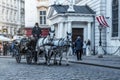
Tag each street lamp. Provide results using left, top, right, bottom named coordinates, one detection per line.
left=99, top=25, right=102, bottom=46
left=98, top=24, right=104, bottom=58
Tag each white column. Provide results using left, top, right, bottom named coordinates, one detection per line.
left=87, top=22, right=91, bottom=40
left=8, top=26, right=10, bottom=34
left=83, top=27, right=87, bottom=41
left=58, top=22, right=63, bottom=38
left=67, top=21, right=72, bottom=33
left=64, top=22, right=68, bottom=38
left=86, top=22, right=91, bottom=56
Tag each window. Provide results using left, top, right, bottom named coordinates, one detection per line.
left=39, top=11, right=46, bottom=25
left=112, top=0, right=119, bottom=37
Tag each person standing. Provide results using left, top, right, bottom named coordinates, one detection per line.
left=75, top=36, right=83, bottom=60
left=86, top=39, right=91, bottom=56
left=72, top=42, right=75, bottom=55
left=0, top=43, right=2, bottom=55
left=3, top=42, right=7, bottom=56
left=83, top=41, right=86, bottom=55
left=32, top=22, right=42, bottom=40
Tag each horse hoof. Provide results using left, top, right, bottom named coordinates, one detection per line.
left=47, top=63, right=50, bottom=66
left=66, top=64, right=69, bottom=66
left=59, top=63, right=61, bottom=65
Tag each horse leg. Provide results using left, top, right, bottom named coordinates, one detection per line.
left=44, top=49, right=50, bottom=65
left=47, top=56, right=50, bottom=66
left=33, top=51, right=38, bottom=63
left=47, top=49, right=53, bottom=66
left=66, top=47, right=71, bottom=66
left=66, top=51, right=69, bottom=66
left=54, top=51, right=57, bottom=65
left=44, top=53, right=47, bottom=64
left=36, top=50, right=40, bottom=64
left=59, top=52, right=63, bottom=65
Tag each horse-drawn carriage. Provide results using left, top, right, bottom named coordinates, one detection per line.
left=13, top=29, right=55, bottom=64
left=13, top=29, right=72, bottom=66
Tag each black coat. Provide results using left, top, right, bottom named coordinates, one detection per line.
left=75, top=38, right=83, bottom=50
left=32, top=26, right=41, bottom=38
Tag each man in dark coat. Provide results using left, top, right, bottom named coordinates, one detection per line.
left=32, top=22, right=42, bottom=40
left=75, top=36, right=83, bottom=60
left=3, top=42, right=7, bottom=56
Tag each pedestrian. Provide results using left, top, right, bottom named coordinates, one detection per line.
left=3, top=42, right=7, bottom=56
left=11, top=40, right=16, bottom=57
left=32, top=22, right=42, bottom=41
left=0, top=42, right=2, bottom=55
left=7, top=42, right=11, bottom=55
left=75, top=36, right=83, bottom=60
left=72, top=42, right=75, bottom=55
left=83, top=41, right=86, bottom=55
left=86, top=39, right=91, bottom=56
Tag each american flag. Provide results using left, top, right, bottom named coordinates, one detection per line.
left=96, top=15, right=109, bottom=27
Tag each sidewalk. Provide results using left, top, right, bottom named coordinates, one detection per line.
left=68, top=55, right=120, bottom=69
left=0, top=55, right=12, bottom=58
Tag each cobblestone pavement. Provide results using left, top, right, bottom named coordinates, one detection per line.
left=0, top=58, right=120, bottom=80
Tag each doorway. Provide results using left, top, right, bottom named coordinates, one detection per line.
left=72, top=28, right=83, bottom=42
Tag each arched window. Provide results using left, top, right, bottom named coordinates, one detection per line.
left=112, top=0, right=119, bottom=37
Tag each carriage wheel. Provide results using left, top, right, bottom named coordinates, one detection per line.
left=16, top=54, right=21, bottom=63
left=26, top=50, right=32, bottom=64
left=14, top=49, right=21, bottom=63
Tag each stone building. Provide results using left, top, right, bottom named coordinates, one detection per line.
left=0, top=0, right=25, bottom=37
left=48, top=0, right=120, bottom=56
left=77, top=0, right=120, bottom=56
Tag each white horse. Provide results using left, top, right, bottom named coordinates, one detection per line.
left=48, top=32, right=72, bottom=65
left=35, top=29, right=55, bottom=65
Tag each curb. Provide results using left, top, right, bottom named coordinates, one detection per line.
left=69, top=60, right=120, bottom=70
left=0, top=56, right=12, bottom=58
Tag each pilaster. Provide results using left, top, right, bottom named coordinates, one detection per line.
left=58, top=22, right=63, bottom=38
left=67, top=21, right=72, bottom=33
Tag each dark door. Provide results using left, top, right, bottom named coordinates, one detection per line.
left=72, top=28, right=83, bottom=42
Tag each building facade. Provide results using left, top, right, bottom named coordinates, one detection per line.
left=77, top=0, right=120, bottom=56
left=25, top=0, right=50, bottom=37
left=48, top=0, right=120, bottom=56
left=0, top=0, right=25, bottom=37
left=48, top=4, right=95, bottom=56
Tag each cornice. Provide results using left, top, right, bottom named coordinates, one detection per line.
left=49, top=13, right=95, bottom=20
